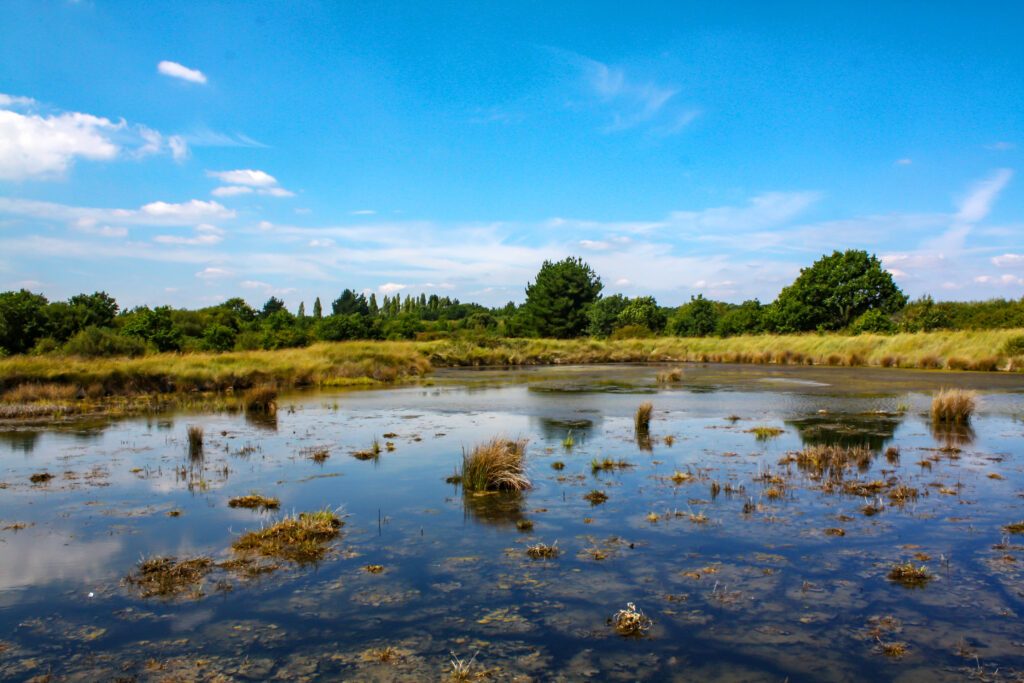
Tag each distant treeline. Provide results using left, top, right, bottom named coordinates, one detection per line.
left=1, top=250, right=1023, bottom=358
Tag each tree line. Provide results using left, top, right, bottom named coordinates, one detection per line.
left=1, top=249, right=1022, bottom=357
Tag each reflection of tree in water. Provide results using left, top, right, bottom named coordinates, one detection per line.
left=533, top=416, right=599, bottom=446
left=0, top=430, right=40, bottom=454
left=787, top=412, right=905, bottom=452
left=462, top=490, right=526, bottom=527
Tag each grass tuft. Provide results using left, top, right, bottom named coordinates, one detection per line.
left=123, top=556, right=214, bottom=599
left=228, top=493, right=280, bottom=511
left=610, top=602, right=652, bottom=636
left=526, top=541, right=559, bottom=559
left=656, top=367, right=684, bottom=384
left=930, top=388, right=976, bottom=423
left=887, top=561, right=932, bottom=587
left=459, top=437, right=530, bottom=492
left=242, top=385, right=278, bottom=414
left=634, top=401, right=653, bottom=434
left=232, top=508, right=343, bottom=564
left=186, top=424, right=204, bottom=459
left=747, top=425, right=784, bottom=440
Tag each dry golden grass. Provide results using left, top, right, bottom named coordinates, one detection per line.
left=887, top=562, right=932, bottom=587
left=459, top=437, right=530, bottom=492
left=232, top=508, right=343, bottom=563
left=795, top=444, right=873, bottom=479
left=123, top=556, right=214, bottom=598
left=242, top=385, right=277, bottom=414
left=656, top=367, right=684, bottom=383
left=610, top=602, right=652, bottom=636
left=747, top=425, right=784, bottom=440
left=591, top=457, right=632, bottom=473
left=227, top=493, right=280, bottom=511
left=930, top=388, right=977, bottom=423
left=525, top=541, right=559, bottom=559
left=634, top=402, right=653, bottom=434
left=186, top=424, right=204, bottom=459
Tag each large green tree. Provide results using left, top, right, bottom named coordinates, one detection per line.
left=520, top=257, right=603, bottom=338
left=770, top=250, right=907, bottom=332
left=0, top=290, right=49, bottom=354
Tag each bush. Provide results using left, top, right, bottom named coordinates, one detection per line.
left=850, top=309, right=896, bottom=334
left=609, top=324, right=655, bottom=340
left=1003, top=335, right=1024, bottom=357
left=64, top=327, right=147, bottom=357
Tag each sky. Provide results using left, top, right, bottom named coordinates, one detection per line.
left=0, top=1, right=1022, bottom=311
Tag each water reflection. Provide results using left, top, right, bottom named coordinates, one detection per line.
left=930, top=421, right=976, bottom=447
left=533, top=416, right=599, bottom=445
left=462, top=490, right=526, bottom=527
left=787, top=412, right=903, bottom=451
left=0, top=430, right=40, bottom=453
left=244, top=411, right=278, bottom=431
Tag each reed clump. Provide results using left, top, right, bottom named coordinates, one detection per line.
left=656, top=367, right=684, bottom=384
left=186, top=425, right=204, bottom=459
left=634, top=402, right=653, bottom=434
left=795, top=444, right=873, bottom=479
left=747, top=425, right=784, bottom=440
left=231, top=508, right=343, bottom=563
left=242, top=385, right=278, bottom=414
left=930, top=388, right=976, bottom=424
left=887, top=562, right=932, bottom=587
left=584, top=490, right=609, bottom=505
left=591, top=457, right=632, bottom=473
left=228, top=494, right=280, bottom=511
left=123, top=556, right=214, bottom=598
left=459, top=438, right=530, bottom=492
left=526, top=541, right=559, bottom=559
left=610, top=602, right=652, bottom=636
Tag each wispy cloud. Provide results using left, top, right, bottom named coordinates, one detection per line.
left=0, top=197, right=234, bottom=227
left=157, top=60, right=207, bottom=85
left=954, top=168, right=1012, bottom=224
left=207, top=169, right=295, bottom=198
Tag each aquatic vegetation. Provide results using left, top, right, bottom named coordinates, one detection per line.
left=887, top=562, right=932, bottom=587
left=526, top=541, right=559, bottom=559
left=352, top=439, right=383, bottom=460
left=663, top=435, right=675, bottom=446
left=363, top=564, right=384, bottom=573
left=242, top=385, right=278, bottom=414
left=610, top=602, right=652, bottom=636
left=123, top=556, right=214, bottom=599
left=301, top=446, right=330, bottom=463
left=186, top=424, right=204, bottom=459
left=884, top=446, right=900, bottom=463
left=231, top=508, right=344, bottom=564
left=29, top=472, right=53, bottom=484
left=584, top=490, right=609, bottom=505
left=227, top=494, right=280, bottom=511
left=1003, top=521, right=1024, bottom=534
left=634, top=401, right=653, bottom=434
left=550, top=460, right=565, bottom=471
left=448, top=650, right=480, bottom=681
left=515, top=519, right=534, bottom=532
left=930, top=388, right=977, bottom=423
left=796, top=444, right=873, bottom=479
left=824, top=527, right=846, bottom=536
left=877, top=641, right=908, bottom=658
left=656, top=367, right=684, bottom=384
left=669, top=470, right=693, bottom=484
left=590, top=457, right=632, bottom=473
left=747, top=425, right=784, bottom=440
left=562, top=430, right=574, bottom=449
left=459, top=437, right=530, bottom=492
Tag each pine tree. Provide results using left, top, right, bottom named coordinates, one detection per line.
left=313, top=297, right=322, bottom=319
left=298, top=301, right=306, bottom=318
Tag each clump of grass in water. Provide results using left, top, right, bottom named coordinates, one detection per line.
left=1003, top=521, right=1024, bottom=534
left=562, top=430, right=574, bottom=450
left=591, top=457, right=632, bottom=473
left=887, top=561, right=932, bottom=587
left=930, top=388, right=977, bottom=424
left=656, top=367, right=684, bottom=384
left=123, top=556, right=214, bottom=599
left=584, top=490, right=609, bottom=505
left=29, top=472, right=54, bottom=484
left=526, top=541, right=559, bottom=559
left=187, top=424, right=204, bottom=459
left=302, top=446, right=330, bottom=463
left=232, top=508, right=343, bottom=564
left=228, top=493, right=280, bottom=511
left=459, top=437, right=530, bottom=492
left=609, top=602, right=652, bottom=636
left=550, top=461, right=565, bottom=471
left=796, top=444, right=873, bottom=479
left=352, top=439, right=383, bottom=460
left=243, top=385, right=278, bottom=414
left=747, top=425, right=784, bottom=440
left=634, top=401, right=652, bottom=435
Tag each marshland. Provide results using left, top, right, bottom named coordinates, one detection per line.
left=1, top=362, right=1023, bottom=681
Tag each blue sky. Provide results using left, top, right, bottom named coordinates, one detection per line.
left=1, top=1, right=1022, bottom=310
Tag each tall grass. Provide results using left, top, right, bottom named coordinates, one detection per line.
left=634, top=402, right=653, bottom=435
left=930, top=388, right=977, bottom=423
left=460, top=438, right=530, bottom=492
left=186, top=425, right=204, bottom=459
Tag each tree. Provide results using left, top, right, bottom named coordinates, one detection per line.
left=121, top=306, right=181, bottom=351
left=669, top=295, right=719, bottom=337
left=519, top=257, right=603, bottom=338
left=616, top=296, right=666, bottom=333
left=312, top=297, right=323, bottom=319
left=68, top=291, right=118, bottom=328
left=770, top=250, right=906, bottom=332
left=297, top=301, right=306, bottom=319
left=715, top=299, right=765, bottom=337
left=332, top=289, right=369, bottom=316
left=587, top=294, right=628, bottom=337
left=261, top=297, right=286, bottom=318
left=0, top=290, right=50, bottom=354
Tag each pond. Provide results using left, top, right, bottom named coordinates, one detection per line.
left=1, top=363, right=1023, bottom=681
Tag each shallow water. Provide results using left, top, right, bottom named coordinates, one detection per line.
left=2, top=363, right=1024, bottom=681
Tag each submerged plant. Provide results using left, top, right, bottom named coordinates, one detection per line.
left=562, top=430, right=575, bottom=449
left=459, top=437, right=530, bottom=492
left=242, top=385, right=278, bottom=414
left=930, top=388, right=977, bottom=424
left=610, top=602, right=652, bottom=636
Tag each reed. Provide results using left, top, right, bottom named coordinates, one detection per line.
left=459, top=438, right=530, bottom=492
left=634, top=402, right=653, bottom=435
left=930, top=388, right=976, bottom=423
left=186, top=425, right=204, bottom=459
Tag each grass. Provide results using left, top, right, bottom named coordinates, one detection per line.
left=747, top=425, right=784, bottom=440
left=584, top=489, right=609, bottom=505
left=887, top=562, right=932, bottom=587
left=227, top=493, right=280, bottom=511
left=656, top=367, right=684, bottom=384
left=562, top=430, right=575, bottom=449
left=301, top=446, right=330, bottom=463
left=231, top=508, right=343, bottom=563
left=242, top=385, right=277, bottom=414
left=186, top=424, right=204, bottom=459
left=459, top=437, right=530, bottom=492
left=29, top=472, right=54, bottom=483
left=352, top=438, right=383, bottom=460
left=123, top=556, right=214, bottom=598
left=610, top=602, right=652, bottom=636
left=525, top=541, right=559, bottom=559
left=591, top=457, right=632, bottom=473
left=1003, top=521, right=1024, bottom=534
left=634, top=401, right=653, bottom=434
left=930, top=388, right=977, bottom=423
left=795, top=444, right=873, bottom=479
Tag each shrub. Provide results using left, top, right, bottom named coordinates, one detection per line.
left=1003, top=335, right=1024, bottom=357
left=64, top=326, right=147, bottom=357
left=850, top=309, right=896, bottom=334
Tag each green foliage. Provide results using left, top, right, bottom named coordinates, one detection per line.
left=1003, top=335, right=1024, bottom=356
left=616, top=296, right=666, bottom=333
left=120, top=306, right=182, bottom=352
left=202, top=324, right=237, bottom=352
left=520, top=257, right=603, bottom=338
left=316, top=314, right=370, bottom=341
left=332, top=289, right=370, bottom=316
left=770, top=250, right=906, bottom=332
left=609, top=324, right=655, bottom=340
left=312, top=297, right=323, bottom=319
left=0, top=289, right=51, bottom=354
left=669, top=295, right=719, bottom=337
left=715, top=299, right=764, bottom=337
left=64, top=326, right=147, bottom=357
left=850, top=309, right=896, bottom=334
left=587, top=294, right=629, bottom=337
left=380, top=313, right=424, bottom=340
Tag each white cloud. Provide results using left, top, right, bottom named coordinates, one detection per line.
left=350, top=209, right=376, bottom=216
left=0, top=109, right=120, bottom=180
left=211, top=185, right=254, bottom=197
left=168, top=135, right=189, bottom=161
left=894, top=158, right=912, bottom=166
left=955, top=168, right=1012, bottom=224
left=669, top=191, right=822, bottom=233
left=309, top=239, right=334, bottom=247
left=157, top=60, right=207, bottom=84
left=0, top=94, right=35, bottom=109
left=154, top=224, right=224, bottom=246
left=378, top=283, right=408, bottom=294
left=579, top=239, right=611, bottom=250
left=141, top=199, right=234, bottom=221
left=195, top=267, right=231, bottom=280
left=615, top=278, right=631, bottom=286
left=261, top=186, right=295, bottom=198
left=985, top=141, right=1015, bottom=151
left=992, top=253, right=1024, bottom=268
left=71, top=218, right=127, bottom=238
left=207, top=169, right=278, bottom=187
